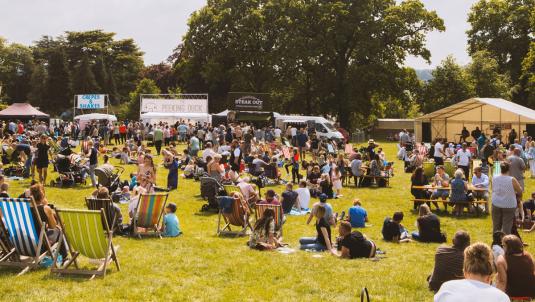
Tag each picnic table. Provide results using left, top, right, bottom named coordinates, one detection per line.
left=411, top=185, right=489, bottom=216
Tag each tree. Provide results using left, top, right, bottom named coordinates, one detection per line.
left=93, top=55, right=108, bottom=92
left=141, top=63, right=176, bottom=93
left=467, top=0, right=535, bottom=104
left=72, top=55, right=99, bottom=94
left=126, top=78, right=161, bottom=119
left=422, top=56, right=474, bottom=112
left=0, top=39, right=35, bottom=103
left=465, top=50, right=510, bottom=99
left=45, top=48, right=72, bottom=114
left=27, top=62, right=47, bottom=107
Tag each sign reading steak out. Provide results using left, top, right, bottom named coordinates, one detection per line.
left=235, top=96, right=263, bottom=110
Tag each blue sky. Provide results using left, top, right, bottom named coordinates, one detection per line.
left=0, top=0, right=476, bottom=69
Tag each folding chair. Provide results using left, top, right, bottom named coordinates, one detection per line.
left=255, top=204, right=284, bottom=236
left=224, top=185, right=242, bottom=196
left=51, top=208, right=120, bottom=279
left=85, top=197, right=117, bottom=232
left=133, top=193, right=169, bottom=239
left=0, top=198, right=57, bottom=275
left=217, top=196, right=252, bottom=237
left=493, top=160, right=502, bottom=177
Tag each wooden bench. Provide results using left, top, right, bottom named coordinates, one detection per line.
left=412, top=199, right=489, bottom=216
left=359, top=175, right=391, bottom=188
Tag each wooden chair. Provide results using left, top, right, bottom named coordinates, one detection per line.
left=255, top=204, right=284, bottom=236
left=133, top=193, right=169, bottom=239
left=51, top=208, right=120, bottom=279
left=217, top=196, right=252, bottom=237
left=0, top=197, right=58, bottom=275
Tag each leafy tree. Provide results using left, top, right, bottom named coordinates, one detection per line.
left=0, top=39, right=34, bottom=103
left=141, top=63, right=176, bottom=93
left=465, top=50, right=510, bottom=99
left=45, top=48, right=72, bottom=114
left=93, top=55, right=108, bottom=92
left=422, top=56, right=474, bottom=112
left=467, top=0, right=535, bottom=104
left=127, top=78, right=161, bottom=119
left=27, top=62, right=47, bottom=107
left=72, top=55, right=99, bottom=94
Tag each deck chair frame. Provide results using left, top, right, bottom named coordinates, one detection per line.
left=0, top=197, right=57, bottom=275
left=51, top=208, right=120, bottom=279
left=133, top=193, right=169, bottom=239
left=255, top=204, right=284, bottom=236
left=217, top=196, right=252, bottom=237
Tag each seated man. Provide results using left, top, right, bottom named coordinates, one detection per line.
left=348, top=199, right=368, bottom=228
left=236, top=177, right=258, bottom=206
left=382, top=212, right=410, bottom=243
left=471, top=166, right=490, bottom=212
left=523, top=192, right=535, bottom=220
left=428, top=230, right=471, bottom=292
left=334, top=221, right=376, bottom=259
left=307, top=193, right=335, bottom=226
left=280, top=183, right=299, bottom=214
left=257, top=189, right=281, bottom=206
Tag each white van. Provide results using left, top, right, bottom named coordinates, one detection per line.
left=273, top=114, right=344, bottom=142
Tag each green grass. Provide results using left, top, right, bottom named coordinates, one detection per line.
left=0, top=142, right=533, bottom=302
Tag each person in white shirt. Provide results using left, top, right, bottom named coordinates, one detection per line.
left=456, top=143, right=472, bottom=180
left=434, top=242, right=510, bottom=302
left=444, top=143, right=456, bottom=158
left=237, top=177, right=258, bottom=204
left=295, top=180, right=311, bottom=211
left=201, top=142, right=216, bottom=162
left=434, top=139, right=445, bottom=166
left=274, top=127, right=282, bottom=141
left=472, top=167, right=490, bottom=212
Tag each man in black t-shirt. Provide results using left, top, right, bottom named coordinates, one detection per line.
left=280, top=183, right=299, bottom=214
left=381, top=212, right=410, bottom=243
left=335, top=221, right=375, bottom=259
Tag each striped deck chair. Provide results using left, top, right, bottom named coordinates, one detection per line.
left=224, top=185, right=242, bottom=196
left=85, top=198, right=118, bottom=233
left=51, top=209, right=120, bottom=279
left=133, top=193, right=169, bottom=239
left=0, top=198, right=57, bottom=275
left=255, top=204, right=283, bottom=236
left=217, top=196, right=252, bottom=237
left=493, top=161, right=502, bottom=177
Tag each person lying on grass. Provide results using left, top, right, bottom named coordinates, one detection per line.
left=299, top=206, right=335, bottom=254
left=428, top=230, right=471, bottom=292
left=381, top=211, right=411, bottom=243
left=332, top=221, right=376, bottom=259
left=248, top=208, right=282, bottom=251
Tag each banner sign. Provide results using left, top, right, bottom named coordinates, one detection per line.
left=141, top=98, right=208, bottom=114
left=77, top=94, right=106, bottom=109
left=234, top=96, right=263, bottom=111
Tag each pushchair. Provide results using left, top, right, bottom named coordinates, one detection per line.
left=50, top=154, right=87, bottom=187
left=200, top=176, right=224, bottom=212
left=95, top=165, right=125, bottom=193
left=2, top=148, right=27, bottom=178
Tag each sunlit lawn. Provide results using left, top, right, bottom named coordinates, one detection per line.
left=0, top=141, right=533, bottom=302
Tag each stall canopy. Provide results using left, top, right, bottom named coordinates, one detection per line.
left=0, top=103, right=49, bottom=121
left=140, top=112, right=211, bottom=124
left=74, top=113, right=117, bottom=122
left=414, top=98, right=535, bottom=142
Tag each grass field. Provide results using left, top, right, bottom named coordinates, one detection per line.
left=0, top=142, right=533, bottom=302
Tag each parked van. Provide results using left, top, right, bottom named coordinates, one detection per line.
left=273, top=114, right=345, bottom=143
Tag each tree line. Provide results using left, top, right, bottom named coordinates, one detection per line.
left=1, top=0, right=535, bottom=128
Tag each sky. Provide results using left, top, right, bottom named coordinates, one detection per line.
left=0, top=0, right=477, bottom=69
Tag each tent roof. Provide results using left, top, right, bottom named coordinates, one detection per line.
left=0, top=103, right=49, bottom=118
left=74, top=113, right=117, bottom=121
left=415, top=98, right=535, bottom=121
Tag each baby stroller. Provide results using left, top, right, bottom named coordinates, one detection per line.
left=50, top=154, right=87, bottom=187
left=95, top=165, right=125, bottom=193
left=200, top=176, right=224, bottom=212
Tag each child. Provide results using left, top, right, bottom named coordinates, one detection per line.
left=0, top=183, right=9, bottom=198
left=118, top=186, right=131, bottom=204
left=162, top=203, right=181, bottom=237
left=129, top=173, right=137, bottom=190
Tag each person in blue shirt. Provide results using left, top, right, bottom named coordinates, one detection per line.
left=162, top=203, right=182, bottom=237
left=348, top=199, right=368, bottom=228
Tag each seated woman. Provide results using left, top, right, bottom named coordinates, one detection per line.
left=92, top=186, right=123, bottom=231
left=450, top=169, right=468, bottom=216
left=411, top=167, right=430, bottom=210
left=430, top=166, right=450, bottom=212
left=30, top=183, right=67, bottom=259
left=319, top=173, right=334, bottom=198
left=248, top=208, right=281, bottom=250
left=207, top=154, right=224, bottom=182
left=369, top=154, right=383, bottom=177
left=496, top=235, right=535, bottom=298
left=299, top=206, right=334, bottom=253
left=412, top=204, right=445, bottom=243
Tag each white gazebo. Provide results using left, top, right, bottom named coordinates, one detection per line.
left=414, top=98, right=535, bottom=142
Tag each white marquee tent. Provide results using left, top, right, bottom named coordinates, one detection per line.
left=140, top=112, right=211, bottom=125
left=414, top=98, right=535, bottom=142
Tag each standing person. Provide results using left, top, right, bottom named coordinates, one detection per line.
left=527, top=141, right=535, bottom=178
left=350, top=153, right=364, bottom=187
left=119, top=122, right=127, bottom=144
left=86, top=140, right=99, bottom=187
left=471, top=127, right=482, bottom=142
left=434, top=243, right=509, bottom=302
left=455, top=143, right=471, bottom=180
left=113, top=123, right=120, bottom=145
left=460, top=127, right=470, bottom=143
left=331, top=166, right=343, bottom=197
left=507, top=148, right=526, bottom=191
left=153, top=126, right=164, bottom=156
left=189, top=134, right=200, bottom=158
left=35, top=134, right=51, bottom=185
left=428, top=230, right=471, bottom=292
left=508, top=129, right=517, bottom=146
left=434, top=138, right=445, bottom=166
left=229, top=139, right=241, bottom=173
left=296, top=128, right=308, bottom=160
left=495, top=235, right=535, bottom=298
left=492, top=162, right=523, bottom=234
